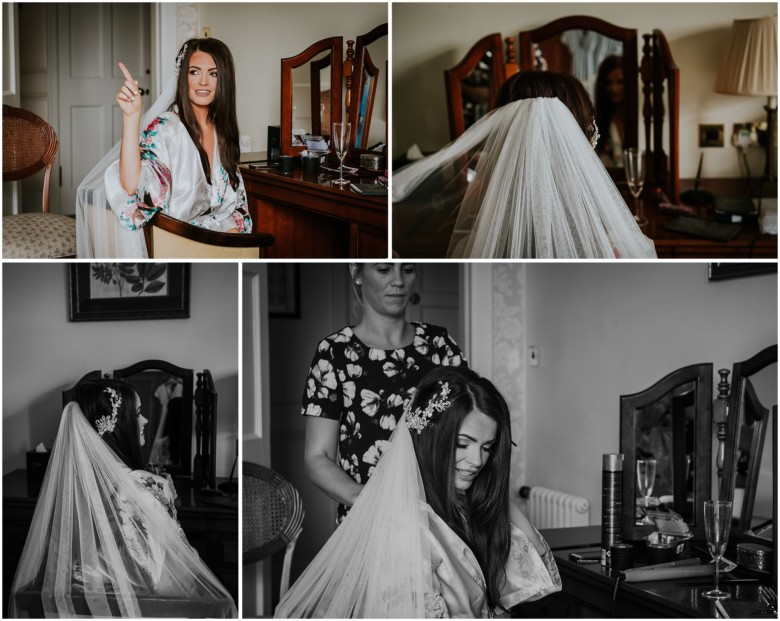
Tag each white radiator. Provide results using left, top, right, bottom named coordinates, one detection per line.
left=520, top=486, right=590, bottom=529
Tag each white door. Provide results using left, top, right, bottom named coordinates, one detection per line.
left=55, top=4, right=151, bottom=213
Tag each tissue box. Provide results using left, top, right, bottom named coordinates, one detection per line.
left=26, top=449, right=50, bottom=485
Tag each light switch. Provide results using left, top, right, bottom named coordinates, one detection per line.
left=528, top=346, right=540, bottom=366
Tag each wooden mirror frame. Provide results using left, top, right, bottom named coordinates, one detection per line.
left=720, top=344, right=777, bottom=531
left=641, top=30, right=680, bottom=204
left=518, top=15, right=639, bottom=159
left=348, top=22, right=387, bottom=151
left=113, top=359, right=194, bottom=479
left=445, top=33, right=508, bottom=141
left=620, top=363, right=713, bottom=540
left=281, top=36, right=343, bottom=156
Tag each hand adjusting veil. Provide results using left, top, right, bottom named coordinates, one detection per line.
left=76, top=78, right=177, bottom=258
left=393, top=98, right=657, bottom=259
left=9, top=401, right=236, bottom=618
left=275, top=416, right=434, bottom=618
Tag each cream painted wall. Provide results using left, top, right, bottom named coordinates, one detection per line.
left=393, top=2, right=777, bottom=179
left=524, top=263, right=777, bottom=524
left=2, top=263, right=240, bottom=479
left=197, top=2, right=388, bottom=153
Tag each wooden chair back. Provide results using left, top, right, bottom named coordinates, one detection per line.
left=144, top=212, right=275, bottom=259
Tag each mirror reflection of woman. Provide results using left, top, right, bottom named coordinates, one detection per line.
left=595, top=55, right=625, bottom=167
left=77, top=38, right=252, bottom=258
left=278, top=366, right=562, bottom=617
left=301, top=263, right=467, bottom=523
left=9, top=378, right=236, bottom=617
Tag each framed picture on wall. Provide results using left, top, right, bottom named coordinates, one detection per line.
left=69, top=263, right=191, bottom=321
left=708, top=263, right=777, bottom=281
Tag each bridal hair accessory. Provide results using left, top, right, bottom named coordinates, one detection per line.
left=590, top=118, right=600, bottom=149
left=174, top=43, right=189, bottom=77
left=406, top=381, right=451, bottom=434
left=96, top=387, right=121, bottom=436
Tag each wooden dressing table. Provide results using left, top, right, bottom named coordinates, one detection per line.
left=241, top=153, right=388, bottom=258
left=514, top=526, right=775, bottom=618
left=2, top=469, right=238, bottom=611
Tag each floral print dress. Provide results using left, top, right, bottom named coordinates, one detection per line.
left=104, top=111, right=252, bottom=233
left=301, top=321, right=466, bottom=521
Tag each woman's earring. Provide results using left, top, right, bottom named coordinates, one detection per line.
left=355, top=280, right=362, bottom=285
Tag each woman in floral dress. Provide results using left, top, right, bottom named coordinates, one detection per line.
left=105, top=37, right=252, bottom=237
left=301, top=263, right=467, bottom=522
left=278, top=366, right=561, bottom=618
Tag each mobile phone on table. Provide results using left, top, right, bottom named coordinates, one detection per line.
left=569, top=551, right=601, bottom=564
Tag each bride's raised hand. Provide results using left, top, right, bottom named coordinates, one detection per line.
left=116, top=62, right=142, bottom=118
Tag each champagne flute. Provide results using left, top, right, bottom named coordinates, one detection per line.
left=331, top=122, right=351, bottom=186
left=623, top=148, right=648, bottom=226
left=703, top=500, right=732, bottom=600
left=636, top=459, right=656, bottom=524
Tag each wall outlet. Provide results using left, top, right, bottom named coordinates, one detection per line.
left=732, top=123, right=759, bottom=147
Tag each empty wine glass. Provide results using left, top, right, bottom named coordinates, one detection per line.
left=331, top=122, right=351, bottom=186
left=703, top=500, right=732, bottom=600
left=636, top=459, right=657, bottom=523
left=623, top=148, right=648, bottom=226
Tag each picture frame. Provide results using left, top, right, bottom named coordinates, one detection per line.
left=69, top=263, right=191, bottom=321
left=267, top=264, right=300, bottom=317
left=708, top=263, right=777, bottom=281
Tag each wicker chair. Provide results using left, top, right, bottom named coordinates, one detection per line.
left=2, top=104, right=76, bottom=258
left=243, top=461, right=304, bottom=601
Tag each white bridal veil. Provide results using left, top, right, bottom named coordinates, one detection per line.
left=76, top=78, right=178, bottom=258
left=9, top=401, right=236, bottom=618
left=275, top=416, right=434, bottom=618
left=393, top=97, right=657, bottom=259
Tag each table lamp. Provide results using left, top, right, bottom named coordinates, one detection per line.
left=714, top=16, right=778, bottom=190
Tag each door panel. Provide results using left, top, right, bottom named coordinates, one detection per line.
left=57, top=4, right=150, bottom=213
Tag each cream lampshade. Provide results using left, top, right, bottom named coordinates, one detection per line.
left=714, top=16, right=777, bottom=184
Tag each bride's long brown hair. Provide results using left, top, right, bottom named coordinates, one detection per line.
left=410, top=366, right=513, bottom=613
left=173, top=37, right=241, bottom=190
left=76, top=378, right=145, bottom=470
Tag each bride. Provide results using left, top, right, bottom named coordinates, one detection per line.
left=393, top=70, right=657, bottom=259
left=77, top=38, right=253, bottom=258
left=9, top=379, right=236, bottom=618
left=276, top=366, right=561, bottom=618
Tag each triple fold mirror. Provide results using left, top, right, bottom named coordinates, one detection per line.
left=445, top=15, right=679, bottom=203
left=280, top=24, right=388, bottom=157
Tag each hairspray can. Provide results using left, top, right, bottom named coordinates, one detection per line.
left=601, top=453, right=624, bottom=567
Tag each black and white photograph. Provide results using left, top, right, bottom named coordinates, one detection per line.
left=3, top=262, right=240, bottom=617
left=244, top=262, right=777, bottom=618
